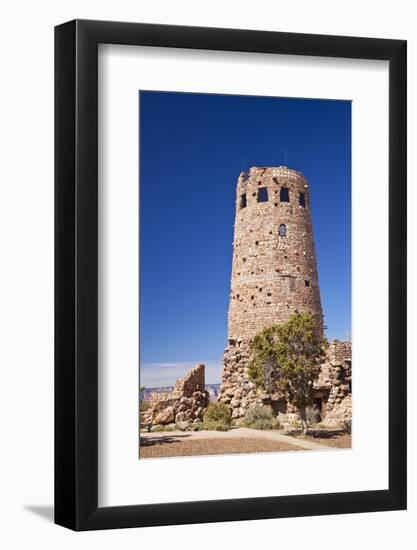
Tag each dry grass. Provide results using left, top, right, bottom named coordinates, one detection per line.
left=140, top=435, right=303, bottom=458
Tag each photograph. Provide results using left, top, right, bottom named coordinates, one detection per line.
left=139, top=91, right=352, bottom=459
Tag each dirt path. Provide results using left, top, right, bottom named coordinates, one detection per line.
left=235, top=428, right=328, bottom=450
left=140, top=427, right=330, bottom=458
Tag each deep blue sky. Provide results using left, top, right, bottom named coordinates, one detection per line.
left=140, top=91, right=351, bottom=386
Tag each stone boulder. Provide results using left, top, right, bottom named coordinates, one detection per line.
left=153, top=406, right=175, bottom=425
left=143, top=364, right=210, bottom=429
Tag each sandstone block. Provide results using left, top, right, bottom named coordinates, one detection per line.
left=153, top=406, right=175, bottom=425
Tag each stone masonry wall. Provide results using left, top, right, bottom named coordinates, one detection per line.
left=173, top=363, right=205, bottom=397
left=228, top=167, right=323, bottom=341
left=316, top=341, right=352, bottom=425
left=219, top=340, right=352, bottom=426
left=142, top=364, right=210, bottom=430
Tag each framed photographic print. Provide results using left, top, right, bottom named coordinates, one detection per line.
left=55, top=20, right=406, bottom=531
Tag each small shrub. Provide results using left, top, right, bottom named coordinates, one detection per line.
left=306, top=406, right=321, bottom=426
left=163, top=424, right=177, bottom=431
left=149, top=423, right=178, bottom=432
left=244, top=405, right=279, bottom=430
left=203, top=402, right=232, bottom=426
left=199, top=420, right=230, bottom=431
left=291, top=419, right=301, bottom=429
left=343, top=419, right=352, bottom=434
left=140, top=400, right=150, bottom=412
left=198, top=403, right=232, bottom=431
left=151, top=424, right=164, bottom=432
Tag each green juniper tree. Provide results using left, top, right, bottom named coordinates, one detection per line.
left=248, top=313, right=327, bottom=434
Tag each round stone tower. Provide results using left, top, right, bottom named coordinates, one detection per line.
left=227, top=166, right=323, bottom=341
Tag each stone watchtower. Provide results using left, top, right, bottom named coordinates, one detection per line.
left=219, top=166, right=324, bottom=421
left=228, top=166, right=323, bottom=341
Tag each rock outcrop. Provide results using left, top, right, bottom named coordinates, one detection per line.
left=142, top=364, right=210, bottom=430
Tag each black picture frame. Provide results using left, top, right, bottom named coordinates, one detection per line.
left=55, top=19, right=407, bottom=531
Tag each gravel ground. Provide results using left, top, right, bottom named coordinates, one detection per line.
left=140, top=435, right=303, bottom=458
left=292, top=430, right=352, bottom=449
left=303, top=434, right=351, bottom=448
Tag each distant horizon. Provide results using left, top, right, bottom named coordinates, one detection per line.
left=140, top=359, right=223, bottom=388
left=140, top=91, right=351, bottom=387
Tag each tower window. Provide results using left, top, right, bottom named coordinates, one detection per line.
left=305, top=279, right=310, bottom=287
left=257, top=187, right=268, bottom=202
left=299, top=192, right=306, bottom=208
left=280, top=187, right=290, bottom=202
left=278, top=224, right=287, bottom=237
left=240, top=193, right=247, bottom=209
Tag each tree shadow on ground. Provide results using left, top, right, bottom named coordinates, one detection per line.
left=285, top=428, right=347, bottom=439
left=140, top=434, right=192, bottom=447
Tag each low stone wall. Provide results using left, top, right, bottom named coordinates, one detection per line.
left=173, top=362, right=206, bottom=397
left=219, top=340, right=352, bottom=427
left=316, top=341, right=352, bottom=425
left=142, top=364, right=210, bottom=430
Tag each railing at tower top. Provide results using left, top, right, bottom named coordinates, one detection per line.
left=240, top=167, right=270, bottom=185
left=240, top=170, right=251, bottom=184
